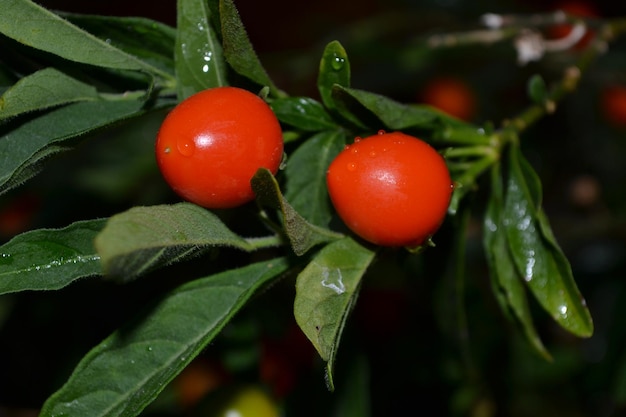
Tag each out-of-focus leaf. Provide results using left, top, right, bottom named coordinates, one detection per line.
left=502, top=146, right=593, bottom=338
left=294, top=237, right=375, bottom=391
left=0, top=219, right=105, bottom=295
left=175, top=0, right=227, bottom=100
left=270, top=96, right=337, bottom=131
left=528, top=74, right=548, bottom=105
left=39, top=257, right=290, bottom=417
left=318, top=41, right=351, bottom=114
left=219, top=0, right=281, bottom=96
left=332, top=353, right=371, bottom=417
left=483, top=166, right=551, bottom=360
left=95, top=203, right=257, bottom=281
left=0, top=0, right=169, bottom=79
left=62, top=13, right=177, bottom=77
left=252, top=168, right=342, bottom=256
left=0, top=99, right=146, bottom=196
left=285, top=130, right=346, bottom=228
left=0, top=68, right=98, bottom=120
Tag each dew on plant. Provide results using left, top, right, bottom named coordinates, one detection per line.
left=347, top=162, right=357, bottom=171
left=331, top=53, right=345, bottom=70
left=177, top=137, right=195, bottom=157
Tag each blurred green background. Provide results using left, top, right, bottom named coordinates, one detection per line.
left=2, top=1, right=626, bottom=416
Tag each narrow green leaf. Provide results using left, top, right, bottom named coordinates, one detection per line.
left=294, top=237, right=375, bottom=391
left=284, top=130, right=346, bottom=227
left=0, top=0, right=168, bottom=78
left=252, top=168, right=343, bottom=256
left=332, top=85, right=439, bottom=130
left=270, top=97, right=338, bottom=131
left=175, top=0, right=226, bottom=100
left=219, top=0, right=281, bottom=96
left=332, top=353, right=371, bottom=417
left=39, top=258, right=290, bottom=417
left=318, top=41, right=351, bottom=113
left=0, top=99, right=146, bottom=195
left=0, top=68, right=98, bottom=120
left=503, top=146, right=593, bottom=337
left=483, top=166, right=551, bottom=360
left=95, top=203, right=256, bottom=280
left=62, top=14, right=177, bottom=77
left=0, top=219, right=105, bottom=295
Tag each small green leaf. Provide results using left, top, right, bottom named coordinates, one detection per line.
left=503, top=146, right=593, bottom=337
left=252, top=168, right=343, bottom=256
left=0, top=219, right=105, bottom=295
left=318, top=40, right=351, bottom=113
left=175, top=0, right=227, bottom=100
left=270, top=96, right=338, bottom=131
left=0, top=99, right=146, bottom=196
left=294, top=237, right=376, bottom=391
left=219, top=0, right=281, bottom=96
left=39, top=257, right=290, bottom=417
left=0, top=68, right=98, bottom=120
left=527, top=74, right=548, bottom=105
left=285, top=130, right=347, bottom=227
left=0, top=0, right=169, bottom=78
left=483, top=166, right=551, bottom=360
left=95, top=203, right=256, bottom=280
left=333, top=86, right=439, bottom=130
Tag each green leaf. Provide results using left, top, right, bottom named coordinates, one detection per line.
left=284, top=130, right=346, bottom=227
left=219, top=0, right=281, bottom=96
left=333, top=85, right=439, bottom=130
left=527, top=74, right=548, bottom=105
left=39, top=257, right=290, bottom=417
left=270, top=96, right=338, bottom=131
left=483, top=166, right=551, bottom=360
left=294, top=237, right=375, bottom=391
left=502, top=146, right=593, bottom=337
left=252, top=168, right=343, bottom=256
left=62, top=13, right=177, bottom=77
left=0, top=68, right=98, bottom=120
left=0, top=0, right=169, bottom=78
left=318, top=40, right=351, bottom=113
left=95, top=203, right=257, bottom=280
left=175, top=0, right=226, bottom=100
left=0, top=219, right=105, bottom=295
left=0, top=99, right=146, bottom=195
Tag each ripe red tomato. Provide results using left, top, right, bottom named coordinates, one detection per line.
left=155, top=86, right=284, bottom=209
left=326, top=131, right=452, bottom=247
left=547, top=1, right=598, bottom=49
left=420, top=77, right=476, bottom=121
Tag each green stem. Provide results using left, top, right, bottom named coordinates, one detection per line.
left=244, top=234, right=284, bottom=250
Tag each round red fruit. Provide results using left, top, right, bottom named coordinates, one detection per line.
left=155, top=86, right=284, bottom=209
left=326, top=131, right=452, bottom=247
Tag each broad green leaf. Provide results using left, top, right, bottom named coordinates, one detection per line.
left=0, top=99, right=146, bottom=195
left=62, top=14, right=177, bottom=77
left=0, top=68, right=98, bottom=120
left=39, top=257, right=290, bottom=417
left=294, top=237, right=375, bottom=391
left=502, top=146, right=593, bottom=337
left=252, top=168, right=343, bottom=256
left=333, top=85, right=438, bottom=130
left=318, top=41, right=351, bottom=114
left=0, top=219, right=105, bottom=295
left=95, top=203, right=259, bottom=280
left=219, top=0, right=281, bottom=97
left=0, top=0, right=170, bottom=79
left=270, top=97, right=338, bottom=131
left=175, top=0, right=226, bottom=100
left=285, top=130, right=346, bottom=227
left=483, top=166, right=551, bottom=360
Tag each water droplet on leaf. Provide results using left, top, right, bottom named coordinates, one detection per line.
left=331, top=54, right=345, bottom=70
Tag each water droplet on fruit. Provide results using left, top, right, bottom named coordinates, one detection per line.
left=351, top=147, right=358, bottom=154
left=177, top=137, right=195, bottom=156
left=331, top=53, right=345, bottom=70
left=377, top=129, right=386, bottom=135
left=344, top=144, right=351, bottom=150
left=164, top=146, right=171, bottom=154
left=369, top=151, right=377, bottom=157
left=354, top=136, right=362, bottom=143
left=347, top=162, right=357, bottom=171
